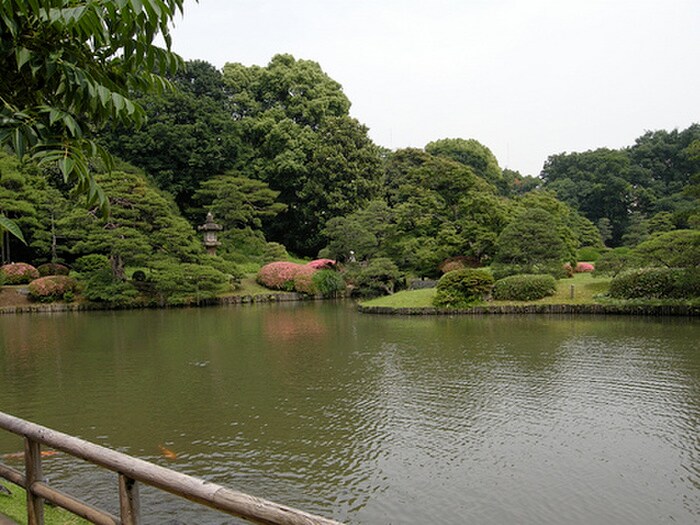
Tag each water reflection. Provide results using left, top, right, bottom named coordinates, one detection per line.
left=0, top=307, right=698, bottom=524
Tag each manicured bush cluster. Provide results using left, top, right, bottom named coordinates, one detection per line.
left=575, top=262, right=595, bottom=273
left=492, top=274, right=557, bottom=301
left=150, top=262, right=232, bottom=305
left=27, top=276, right=78, bottom=302
left=262, top=242, right=289, bottom=263
left=37, top=263, right=70, bottom=277
left=609, top=268, right=700, bottom=300
left=0, top=262, right=39, bottom=284
left=491, top=263, right=569, bottom=281
left=433, top=269, right=494, bottom=308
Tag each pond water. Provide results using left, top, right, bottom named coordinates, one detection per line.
left=0, top=303, right=698, bottom=524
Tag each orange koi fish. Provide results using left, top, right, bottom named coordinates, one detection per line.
left=158, top=444, right=177, bottom=460
left=2, top=450, right=60, bottom=460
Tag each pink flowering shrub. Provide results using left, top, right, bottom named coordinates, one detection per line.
left=0, top=262, right=40, bottom=284
left=575, top=262, right=595, bottom=273
left=257, top=261, right=321, bottom=294
left=27, top=276, right=78, bottom=302
left=293, top=265, right=318, bottom=294
left=37, top=263, right=70, bottom=277
left=306, top=259, right=336, bottom=270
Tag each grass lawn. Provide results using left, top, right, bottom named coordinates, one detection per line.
left=225, top=275, right=286, bottom=296
left=360, top=273, right=612, bottom=309
left=0, top=480, right=88, bottom=525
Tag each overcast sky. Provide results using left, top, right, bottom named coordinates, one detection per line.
left=166, top=0, right=700, bottom=176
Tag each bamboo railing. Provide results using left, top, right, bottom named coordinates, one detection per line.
left=0, top=412, right=343, bottom=525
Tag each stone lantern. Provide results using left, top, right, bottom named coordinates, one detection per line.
left=198, top=212, right=222, bottom=256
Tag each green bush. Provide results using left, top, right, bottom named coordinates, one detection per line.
left=149, top=262, right=231, bottom=305
left=262, top=242, right=289, bottom=263
left=609, top=268, right=700, bottom=300
left=577, top=246, right=603, bottom=262
left=491, top=262, right=568, bottom=280
left=433, top=268, right=494, bottom=308
left=204, top=256, right=243, bottom=286
left=27, top=276, right=78, bottom=302
left=312, top=269, right=346, bottom=297
left=493, top=274, right=557, bottom=301
left=36, top=263, right=70, bottom=276
left=73, top=254, right=110, bottom=274
left=81, top=268, right=138, bottom=304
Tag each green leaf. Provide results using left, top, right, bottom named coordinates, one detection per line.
left=0, top=216, right=26, bottom=245
left=15, top=47, right=31, bottom=69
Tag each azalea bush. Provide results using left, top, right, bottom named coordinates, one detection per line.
left=307, top=259, right=336, bottom=270
left=27, top=276, right=78, bottom=302
left=292, top=265, right=318, bottom=294
left=0, top=262, right=40, bottom=284
left=257, top=261, right=325, bottom=294
left=493, top=274, right=557, bottom=301
left=37, top=263, right=70, bottom=277
left=433, top=269, right=494, bottom=308
left=575, top=262, right=595, bottom=273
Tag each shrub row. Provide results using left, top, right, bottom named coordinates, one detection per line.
left=27, top=276, right=78, bottom=302
left=493, top=274, right=557, bottom=301
left=257, top=261, right=345, bottom=296
left=609, top=268, right=700, bottom=300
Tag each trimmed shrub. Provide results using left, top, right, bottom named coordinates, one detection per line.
left=257, top=262, right=305, bottom=291
left=204, top=256, right=243, bottom=286
left=73, top=254, right=110, bottom=274
left=27, top=276, right=78, bottom=302
left=577, top=246, right=603, bottom=262
left=433, top=269, right=494, bottom=308
left=0, top=262, right=40, bottom=284
left=37, top=263, right=70, bottom=277
left=149, top=262, right=232, bottom=305
left=609, top=268, right=700, bottom=300
left=312, top=269, right=346, bottom=297
left=262, top=242, right=289, bottom=263
left=493, top=274, right=557, bottom=301
left=491, top=263, right=568, bottom=281
left=575, top=262, right=595, bottom=273
left=80, top=268, right=138, bottom=304
left=292, top=265, right=318, bottom=295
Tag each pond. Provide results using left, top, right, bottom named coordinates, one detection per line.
left=0, top=303, right=698, bottom=524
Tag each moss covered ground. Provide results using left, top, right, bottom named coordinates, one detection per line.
left=0, top=480, right=88, bottom=525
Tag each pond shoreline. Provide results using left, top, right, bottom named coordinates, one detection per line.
left=357, top=303, right=700, bottom=316
left=0, top=291, right=315, bottom=315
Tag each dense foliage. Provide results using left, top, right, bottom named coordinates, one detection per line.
left=609, top=268, right=700, bottom=300
left=492, top=274, right=557, bottom=301
left=433, top=269, right=494, bottom=308
left=27, top=275, right=77, bottom=302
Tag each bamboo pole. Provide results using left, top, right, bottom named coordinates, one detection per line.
left=0, top=412, right=342, bottom=525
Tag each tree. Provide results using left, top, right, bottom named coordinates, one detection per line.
left=633, top=230, right=700, bottom=268
left=102, top=60, right=240, bottom=210
left=222, top=55, right=383, bottom=254
left=425, top=138, right=504, bottom=191
left=494, top=208, right=573, bottom=267
left=59, top=171, right=203, bottom=279
left=1, top=0, right=186, bottom=207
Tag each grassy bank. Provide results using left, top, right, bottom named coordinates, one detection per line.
left=0, top=481, right=88, bottom=525
left=361, top=273, right=611, bottom=309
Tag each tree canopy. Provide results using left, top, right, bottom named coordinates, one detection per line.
left=0, top=0, right=186, bottom=206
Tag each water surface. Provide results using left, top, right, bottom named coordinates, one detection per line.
left=0, top=304, right=698, bottom=524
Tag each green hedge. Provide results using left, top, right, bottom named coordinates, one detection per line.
left=493, top=274, right=557, bottom=301
left=433, top=269, right=494, bottom=308
left=609, top=268, right=700, bottom=299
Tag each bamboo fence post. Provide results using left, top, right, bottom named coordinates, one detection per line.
left=119, top=473, right=141, bottom=525
left=24, top=438, right=44, bottom=525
